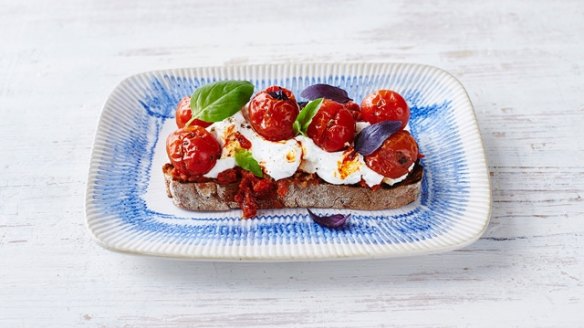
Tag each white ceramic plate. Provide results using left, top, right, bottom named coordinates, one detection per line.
left=86, top=63, right=491, bottom=261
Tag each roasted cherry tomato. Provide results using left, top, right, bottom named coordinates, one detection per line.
left=166, top=126, right=221, bottom=177
left=344, top=100, right=362, bottom=121
left=175, top=96, right=212, bottom=128
left=307, top=99, right=356, bottom=152
left=365, top=130, right=419, bottom=179
left=248, top=86, right=299, bottom=141
left=361, top=90, right=409, bottom=129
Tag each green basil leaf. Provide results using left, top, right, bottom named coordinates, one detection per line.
left=292, top=121, right=302, bottom=135
left=234, top=150, right=263, bottom=178
left=293, top=98, right=323, bottom=135
left=189, top=80, right=254, bottom=123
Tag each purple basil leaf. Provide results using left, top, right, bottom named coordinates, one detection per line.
left=307, top=209, right=351, bottom=229
left=355, top=121, right=402, bottom=156
left=300, top=84, right=352, bottom=103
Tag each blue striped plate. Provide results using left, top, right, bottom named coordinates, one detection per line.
left=86, top=63, right=491, bottom=261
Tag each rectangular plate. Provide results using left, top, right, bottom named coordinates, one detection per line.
left=86, top=63, right=491, bottom=261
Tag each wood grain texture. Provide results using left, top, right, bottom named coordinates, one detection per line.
left=1, top=0, right=583, bottom=327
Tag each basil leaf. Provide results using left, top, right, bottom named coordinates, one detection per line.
left=189, top=80, right=254, bottom=124
left=292, top=121, right=302, bottom=135
left=301, top=84, right=352, bottom=103
left=354, top=120, right=402, bottom=156
left=293, top=98, right=323, bottom=135
left=307, top=209, right=350, bottom=229
left=234, top=150, right=263, bottom=178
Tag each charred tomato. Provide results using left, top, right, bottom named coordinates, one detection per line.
left=364, top=130, right=419, bottom=179
left=175, top=96, right=212, bottom=128
left=306, top=99, right=356, bottom=152
left=166, top=125, right=221, bottom=177
left=361, top=90, right=409, bottom=129
left=344, top=100, right=362, bottom=121
left=248, top=86, right=299, bottom=141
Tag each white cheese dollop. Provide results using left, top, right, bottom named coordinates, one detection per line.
left=203, top=115, right=238, bottom=178
left=359, top=156, right=385, bottom=187
left=203, top=157, right=236, bottom=179
left=296, top=135, right=412, bottom=187
left=203, top=113, right=414, bottom=186
left=297, top=135, right=362, bottom=185
left=204, top=112, right=302, bottom=180
left=239, top=128, right=302, bottom=181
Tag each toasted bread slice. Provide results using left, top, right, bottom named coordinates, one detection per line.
left=163, top=163, right=423, bottom=213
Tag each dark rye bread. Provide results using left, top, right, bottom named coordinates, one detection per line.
left=163, top=163, right=423, bottom=212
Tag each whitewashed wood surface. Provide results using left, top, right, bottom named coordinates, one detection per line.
left=1, top=0, right=583, bottom=327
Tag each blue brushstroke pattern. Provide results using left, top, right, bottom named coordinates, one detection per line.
left=92, top=73, right=469, bottom=245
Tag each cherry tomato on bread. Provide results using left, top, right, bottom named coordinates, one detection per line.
left=365, top=130, right=419, bottom=179
left=248, top=86, right=300, bottom=141
left=307, top=99, right=356, bottom=152
left=166, top=125, right=221, bottom=177
left=344, top=101, right=362, bottom=121
left=361, top=90, right=409, bottom=129
left=175, top=96, right=212, bottom=128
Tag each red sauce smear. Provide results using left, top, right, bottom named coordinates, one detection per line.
left=338, top=148, right=360, bottom=180
left=166, top=164, right=210, bottom=183
left=276, top=180, right=289, bottom=198
left=234, top=132, right=252, bottom=149
left=234, top=171, right=277, bottom=218
left=216, top=168, right=239, bottom=185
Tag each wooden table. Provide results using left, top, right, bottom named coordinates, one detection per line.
left=1, top=0, right=583, bottom=326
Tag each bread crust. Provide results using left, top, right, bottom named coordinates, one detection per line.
left=163, top=164, right=423, bottom=213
